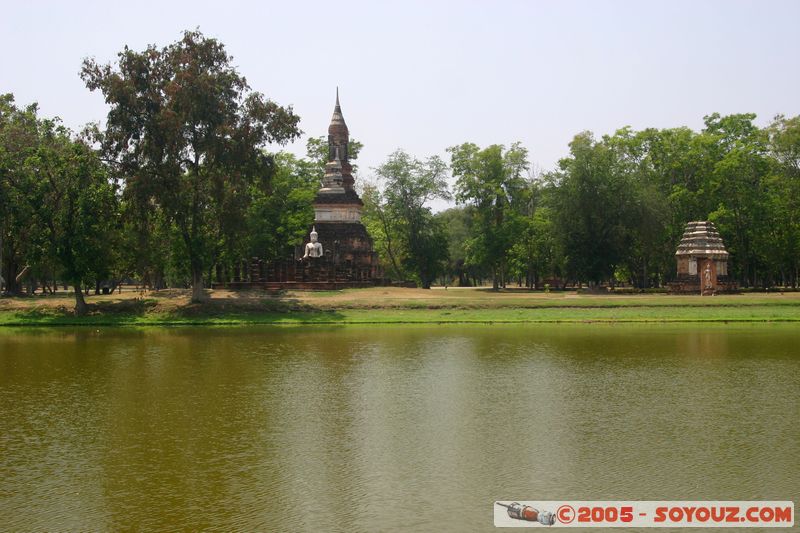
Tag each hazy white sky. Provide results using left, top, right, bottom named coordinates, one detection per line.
left=2, top=0, right=799, bottom=207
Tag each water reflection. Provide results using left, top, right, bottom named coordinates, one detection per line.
left=1, top=325, right=798, bottom=531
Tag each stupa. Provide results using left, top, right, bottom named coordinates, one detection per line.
left=212, top=91, right=382, bottom=289
left=296, top=90, right=381, bottom=282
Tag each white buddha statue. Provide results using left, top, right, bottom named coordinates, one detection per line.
left=302, top=226, right=324, bottom=259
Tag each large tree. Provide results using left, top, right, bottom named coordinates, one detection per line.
left=0, top=94, right=38, bottom=295
left=372, top=150, right=451, bottom=288
left=448, top=142, right=529, bottom=289
left=505, top=176, right=562, bottom=288
left=552, top=132, right=636, bottom=286
left=360, top=180, right=406, bottom=280
left=767, top=115, right=800, bottom=286
left=0, top=94, right=117, bottom=313
left=703, top=113, right=771, bottom=286
left=81, top=30, right=301, bottom=301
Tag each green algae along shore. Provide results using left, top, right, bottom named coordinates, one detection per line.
left=0, top=287, right=798, bottom=326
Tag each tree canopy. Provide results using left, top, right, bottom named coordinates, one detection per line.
left=81, top=29, right=301, bottom=301
left=366, top=150, right=450, bottom=288
left=0, top=94, right=116, bottom=313
left=449, top=142, right=529, bottom=289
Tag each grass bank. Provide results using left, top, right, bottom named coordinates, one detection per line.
left=0, top=287, right=798, bottom=326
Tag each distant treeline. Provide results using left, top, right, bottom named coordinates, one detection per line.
left=366, top=114, right=800, bottom=291
left=2, top=31, right=799, bottom=315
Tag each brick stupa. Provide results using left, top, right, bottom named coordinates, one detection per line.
left=297, top=90, right=381, bottom=282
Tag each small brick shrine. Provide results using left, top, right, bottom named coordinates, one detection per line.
left=669, top=221, right=737, bottom=295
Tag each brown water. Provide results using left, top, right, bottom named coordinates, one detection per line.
left=0, top=325, right=798, bottom=531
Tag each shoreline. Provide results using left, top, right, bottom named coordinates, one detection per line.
left=1, top=319, right=798, bottom=327
left=1, top=288, right=799, bottom=327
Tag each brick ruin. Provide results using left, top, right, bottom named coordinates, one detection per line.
left=669, top=221, right=737, bottom=295
left=216, top=90, right=383, bottom=290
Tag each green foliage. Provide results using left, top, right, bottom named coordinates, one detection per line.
left=434, top=207, right=479, bottom=285
left=360, top=180, right=407, bottom=279
left=544, top=113, right=800, bottom=288
left=701, top=114, right=770, bottom=285
left=81, top=30, right=300, bottom=300
left=552, top=132, right=634, bottom=284
left=116, top=191, right=171, bottom=288
left=0, top=94, right=117, bottom=312
left=246, top=152, right=317, bottom=261
left=369, top=149, right=451, bottom=288
left=306, top=136, right=363, bottom=175
left=449, top=142, right=529, bottom=288
left=0, top=94, right=38, bottom=294
left=765, top=115, right=800, bottom=285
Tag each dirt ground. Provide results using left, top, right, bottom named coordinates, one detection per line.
left=1, top=286, right=798, bottom=314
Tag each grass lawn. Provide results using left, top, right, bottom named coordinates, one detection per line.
left=0, top=287, right=798, bottom=326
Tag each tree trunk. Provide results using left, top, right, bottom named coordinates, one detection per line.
left=420, top=273, right=431, bottom=289
left=191, top=266, right=207, bottom=303
left=8, top=262, right=21, bottom=295
left=527, top=259, right=534, bottom=289
left=74, top=284, right=87, bottom=315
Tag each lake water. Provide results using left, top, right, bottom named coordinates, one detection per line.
left=1, top=325, right=798, bottom=531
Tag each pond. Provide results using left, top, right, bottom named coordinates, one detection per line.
left=1, top=324, right=798, bottom=531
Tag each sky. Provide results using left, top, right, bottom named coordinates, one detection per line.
left=2, top=0, right=799, bottom=209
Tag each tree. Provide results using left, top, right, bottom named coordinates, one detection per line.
left=360, top=180, right=407, bottom=280
left=0, top=94, right=39, bottom=295
left=703, top=113, right=771, bottom=286
left=766, top=115, right=800, bottom=286
left=506, top=175, right=562, bottom=288
left=629, top=126, right=717, bottom=285
left=0, top=94, right=117, bottom=313
left=81, top=30, right=301, bottom=301
left=246, top=152, right=317, bottom=263
left=448, top=142, right=529, bottom=289
left=434, top=207, right=477, bottom=286
left=370, top=150, right=451, bottom=288
left=600, top=127, right=672, bottom=288
left=116, top=185, right=171, bottom=289
left=552, top=132, right=635, bottom=286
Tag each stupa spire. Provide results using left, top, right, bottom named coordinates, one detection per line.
left=329, top=88, right=347, bottom=133
left=326, top=89, right=354, bottom=190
